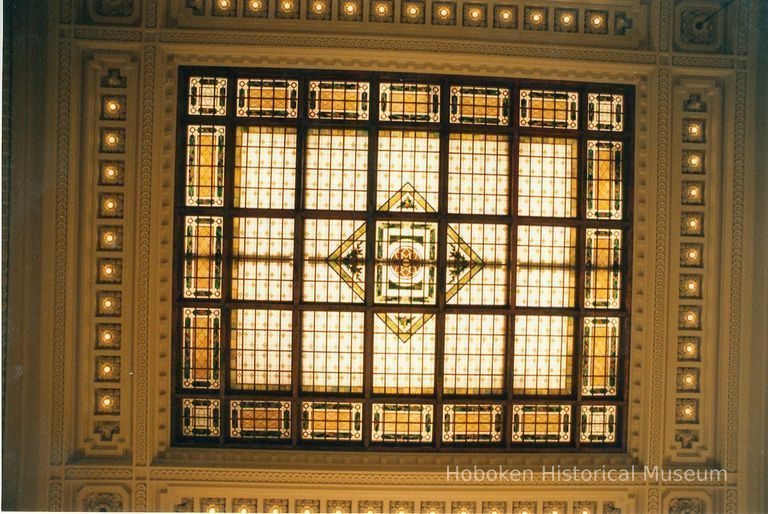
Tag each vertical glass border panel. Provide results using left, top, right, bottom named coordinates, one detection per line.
left=301, top=402, right=364, bottom=441
left=442, top=404, right=503, bottom=443
left=373, top=314, right=436, bottom=395
left=304, top=219, right=367, bottom=303
left=301, top=311, right=365, bottom=393
left=230, top=309, right=293, bottom=391
left=308, top=80, right=370, bottom=120
left=376, top=130, right=440, bottom=212
left=515, top=225, right=577, bottom=308
left=234, top=126, right=298, bottom=209
left=517, top=137, right=578, bottom=217
left=371, top=403, right=433, bottom=443
left=230, top=400, right=291, bottom=439
left=232, top=217, right=295, bottom=301
left=519, top=89, right=578, bottom=129
left=183, top=215, right=223, bottom=299
left=449, top=85, right=510, bottom=125
left=305, top=128, right=369, bottom=211
left=443, top=314, right=505, bottom=395
left=181, top=307, right=221, bottom=389
left=586, top=140, right=623, bottom=219
left=188, top=76, right=227, bottom=116
left=584, top=228, right=622, bottom=309
left=587, top=93, right=624, bottom=132
left=510, top=404, right=571, bottom=443
left=379, top=82, right=440, bottom=122
left=185, top=125, right=226, bottom=207
left=236, top=78, right=299, bottom=118
left=582, top=317, right=619, bottom=396
left=447, top=133, right=510, bottom=215
left=513, top=315, right=574, bottom=395
left=579, top=405, right=617, bottom=443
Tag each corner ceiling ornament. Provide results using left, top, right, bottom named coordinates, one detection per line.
left=327, top=184, right=484, bottom=342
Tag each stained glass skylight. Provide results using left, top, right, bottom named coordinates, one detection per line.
left=175, top=69, right=632, bottom=450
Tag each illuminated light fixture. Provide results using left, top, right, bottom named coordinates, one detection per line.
left=106, top=100, right=120, bottom=112
left=104, top=198, right=118, bottom=212
left=104, top=232, right=116, bottom=243
left=683, top=405, right=693, bottom=416
left=376, top=3, right=387, bottom=14
left=685, top=343, right=696, bottom=354
left=334, top=510, right=343, bottom=514
left=218, top=0, right=230, bottom=8
left=271, top=507, right=280, bottom=514
left=686, top=280, right=697, bottom=291
left=103, top=264, right=115, bottom=276
left=407, top=5, right=418, bottom=16
left=102, top=330, right=113, bottom=342
left=688, top=123, right=701, bottom=135
left=106, top=133, right=118, bottom=145
left=689, top=155, right=700, bottom=166
left=281, top=0, right=293, bottom=10
left=101, top=396, right=113, bottom=407
left=302, top=509, right=311, bottom=514
left=345, top=2, right=356, bottom=13
left=591, top=15, right=603, bottom=26
left=314, top=1, right=325, bottom=11
left=438, top=6, right=449, bottom=17
left=531, top=12, right=541, bottom=22
left=102, top=298, right=114, bottom=309
left=500, top=10, right=511, bottom=20
left=683, top=374, right=694, bottom=385
left=687, top=249, right=698, bottom=259
left=105, top=165, right=118, bottom=179
left=102, top=364, right=113, bottom=374
left=688, top=186, right=700, bottom=198
left=239, top=507, right=248, bottom=514
left=250, top=0, right=262, bottom=8
left=561, top=13, right=572, bottom=24
left=685, top=311, right=696, bottom=323
left=469, top=8, right=480, bottom=19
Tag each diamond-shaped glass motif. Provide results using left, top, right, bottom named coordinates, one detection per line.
left=326, top=185, right=485, bottom=342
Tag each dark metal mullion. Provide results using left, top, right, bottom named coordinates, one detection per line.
left=433, top=76, right=452, bottom=449
left=506, top=87, right=520, bottom=448
left=219, top=69, right=239, bottom=445
left=362, top=78, right=380, bottom=448
left=290, top=78, right=309, bottom=444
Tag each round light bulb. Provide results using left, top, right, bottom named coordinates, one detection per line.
left=501, top=11, right=510, bottom=20
left=687, top=280, right=697, bottom=291
left=282, top=1, right=293, bottom=10
left=366, top=510, right=374, bottom=514
left=685, top=343, right=695, bottom=354
left=106, top=135, right=118, bottom=145
left=553, top=510, right=559, bottom=514
left=689, top=187, right=700, bottom=198
left=686, top=312, right=696, bottom=322
left=251, top=0, right=262, bottom=8
left=689, top=155, right=700, bottom=166
left=208, top=507, right=217, bottom=514
left=103, top=331, right=113, bottom=341
left=105, top=166, right=117, bottom=178
left=377, top=4, right=386, bottom=14
left=689, top=124, right=700, bottom=135
left=407, top=5, right=418, bottom=15
left=105, top=233, right=115, bottom=243
left=102, top=364, right=112, bottom=374
left=582, top=510, right=589, bottom=514
left=470, top=9, right=480, bottom=19
left=345, top=3, right=355, bottom=13
left=105, top=200, right=116, bottom=210
left=684, top=375, right=694, bottom=384
left=102, top=396, right=112, bottom=407
left=271, top=508, right=280, bottom=514
left=687, top=249, right=697, bottom=259
left=531, top=13, right=541, bottom=22
left=335, top=510, right=342, bottom=514
left=688, top=218, right=698, bottom=229
left=562, top=14, right=571, bottom=24
left=239, top=507, right=248, bottom=514
left=104, top=265, right=114, bottom=275
left=107, top=101, right=119, bottom=112
left=219, top=0, right=229, bottom=8
left=683, top=406, right=693, bottom=416
left=438, top=7, right=448, bottom=17
left=103, top=298, right=113, bottom=308
left=303, top=509, right=311, bottom=514
left=314, top=2, right=324, bottom=11
left=591, top=15, right=602, bottom=26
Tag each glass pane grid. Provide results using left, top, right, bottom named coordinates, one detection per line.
left=175, top=69, right=631, bottom=451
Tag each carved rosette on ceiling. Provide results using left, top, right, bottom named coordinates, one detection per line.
left=85, top=0, right=142, bottom=25
left=673, top=0, right=728, bottom=53
left=81, top=492, right=124, bottom=512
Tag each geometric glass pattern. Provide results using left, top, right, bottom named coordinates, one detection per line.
left=308, top=80, right=370, bottom=120
left=230, top=309, right=292, bottom=391
left=175, top=68, right=631, bottom=449
left=236, top=78, right=299, bottom=118
left=513, top=315, right=574, bottom=395
left=518, top=137, right=578, bottom=217
left=379, top=82, right=440, bottom=123
left=234, top=126, right=297, bottom=209
left=519, top=89, right=578, bottom=129
left=511, top=404, right=571, bottom=442
left=449, top=85, right=510, bottom=125
left=516, top=225, right=577, bottom=308
left=442, top=404, right=503, bottom=443
left=587, top=93, right=623, bottom=131
left=586, top=140, right=623, bottom=219
left=447, top=133, right=509, bottom=215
